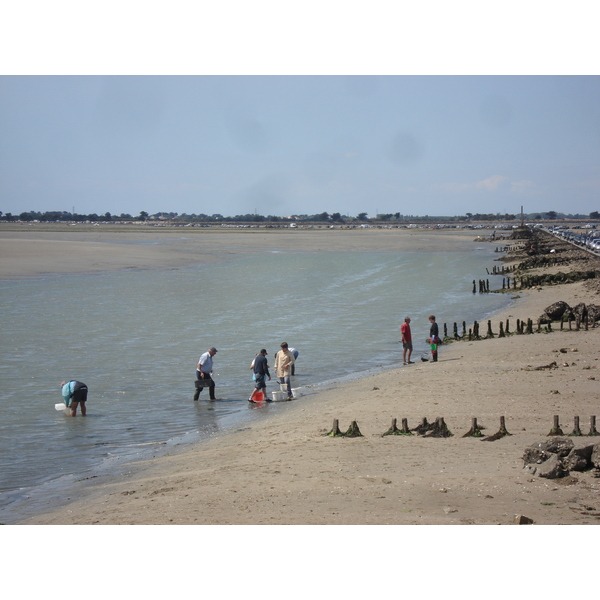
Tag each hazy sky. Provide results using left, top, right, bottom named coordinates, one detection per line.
left=1, top=75, right=599, bottom=218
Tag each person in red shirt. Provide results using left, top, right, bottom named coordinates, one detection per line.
left=400, top=316, right=413, bottom=365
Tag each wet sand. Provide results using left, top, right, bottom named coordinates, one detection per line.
left=0, top=223, right=482, bottom=279
left=5, top=225, right=599, bottom=526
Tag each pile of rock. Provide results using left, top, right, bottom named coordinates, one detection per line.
left=538, top=300, right=600, bottom=325
left=522, top=438, right=600, bottom=479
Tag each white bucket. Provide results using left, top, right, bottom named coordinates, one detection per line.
left=55, top=403, right=69, bottom=413
left=271, top=391, right=287, bottom=402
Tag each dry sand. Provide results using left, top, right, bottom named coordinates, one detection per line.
left=4, top=225, right=600, bottom=526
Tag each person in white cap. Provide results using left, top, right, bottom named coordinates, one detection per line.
left=194, top=347, right=218, bottom=400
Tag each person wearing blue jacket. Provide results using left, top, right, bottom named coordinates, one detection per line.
left=61, top=380, right=88, bottom=417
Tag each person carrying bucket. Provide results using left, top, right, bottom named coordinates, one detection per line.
left=249, top=349, right=271, bottom=403
left=60, top=380, right=88, bottom=417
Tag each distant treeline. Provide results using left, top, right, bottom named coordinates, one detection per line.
left=0, top=209, right=598, bottom=223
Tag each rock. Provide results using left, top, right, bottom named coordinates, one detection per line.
left=587, top=304, right=600, bottom=323
left=564, top=445, right=595, bottom=471
left=572, top=303, right=588, bottom=321
left=523, top=438, right=574, bottom=464
left=543, top=301, right=571, bottom=321
left=514, top=515, right=534, bottom=524
left=591, top=444, right=600, bottom=469
left=536, top=454, right=568, bottom=479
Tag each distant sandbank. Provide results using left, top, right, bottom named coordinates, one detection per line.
left=0, top=224, right=486, bottom=279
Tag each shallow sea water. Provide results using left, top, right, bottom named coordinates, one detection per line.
left=0, top=243, right=513, bottom=522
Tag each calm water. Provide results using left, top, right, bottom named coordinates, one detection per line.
left=0, top=242, right=512, bottom=522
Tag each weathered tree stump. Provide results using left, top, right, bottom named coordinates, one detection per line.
left=344, top=420, right=363, bottom=438
left=588, top=415, right=599, bottom=437
left=326, top=419, right=344, bottom=437
left=462, top=417, right=484, bottom=438
left=505, top=319, right=510, bottom=335
left=569, top=416, right=583, bottom=437
left=482, top=416, right=512, bottom=441
left=499, top=322, right=505, bottom=338
left=547, top=415, right=564, bottom=436
left=486, top=320, right=494, bottom=338
left=462, top=321, right=467, bottom=338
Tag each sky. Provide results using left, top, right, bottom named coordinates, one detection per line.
left=1, top=5, right=599, bottom=220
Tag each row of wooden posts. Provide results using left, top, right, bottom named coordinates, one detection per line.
left=474, top=276, right=547, bottom=293
left=326, top=415, right=599, bottom=439
left=441, top=315, right=591, bottom=342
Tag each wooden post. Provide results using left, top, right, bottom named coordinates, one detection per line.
left=482, top=416, right=511, bottom=441
left=326, top=419, right=344, bottom=437
left=569, top=416, right=582, bottom=436
left=453, top=322, right=458, bottom=339
left=462, top=321, right=466, bottom=338
left=382, top=417, right=414, bottom=436
left=344, top=420, right=363, bottom=437
left=487, top=320, right=494, bottom=338
left=426, top=417, right=453, bottom=438
left=547, top=415, right=564, bottom=436
left=499, top=322, right=505, bottom=338
left=462, top=417, right=483, bottom=437
left=472, top=280, right=476, bottom=294
left=413, top=417, right=432, bottom=435
left=588, top=415, right=599, bottom=436
left=505, top=319, right=510, bottom=334
left=382, top=418, right=399, bottom=436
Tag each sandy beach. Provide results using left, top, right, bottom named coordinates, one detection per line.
left=3, top=224, right=599, bottom=526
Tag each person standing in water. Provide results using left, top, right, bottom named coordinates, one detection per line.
left=194, top=347, right=218, bottom=400
left=249, top=349, right=271, bottom=402
left=274, top=342, right=295, bottom=400
left=61, top=380, right=88, bottom=417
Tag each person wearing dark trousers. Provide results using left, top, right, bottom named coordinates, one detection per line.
left=249, top=348, right=271, bottom=402
left=194, top=347, right=218, bottom=400
left=428, top=315, right=440, bottom=362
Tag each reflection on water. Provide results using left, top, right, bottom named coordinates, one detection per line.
left=0, top=247, right=511, bottom=520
